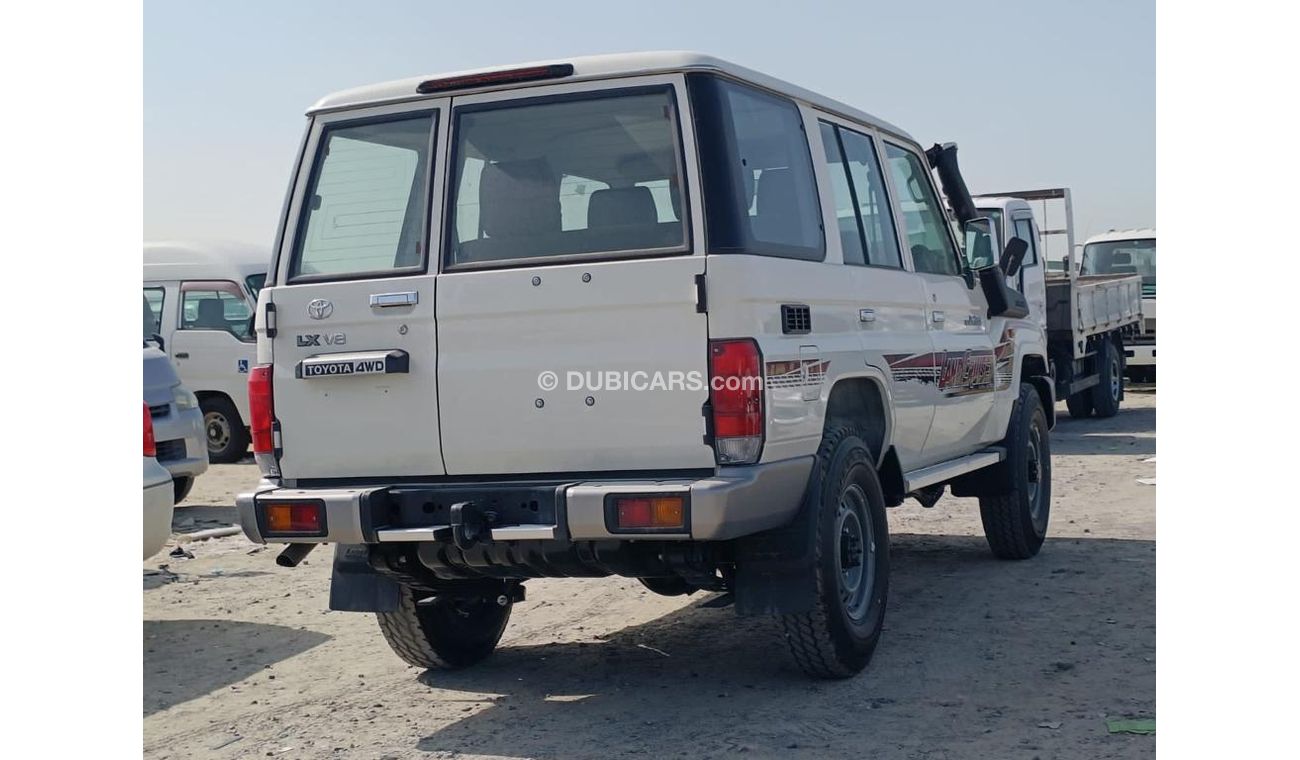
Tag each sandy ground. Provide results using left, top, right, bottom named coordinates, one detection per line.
left=144, top=391, right=1155, bottom=759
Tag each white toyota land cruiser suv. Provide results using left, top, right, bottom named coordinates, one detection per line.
left=238, top=53, right=1055, bottom=679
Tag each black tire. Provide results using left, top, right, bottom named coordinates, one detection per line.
left=979, top=383, right=1052, bottom=559
left=200, top=396, right=250, bottom=464
left=780, top=427, right=890, bottom=679
left=172, top=476, right=194, bottom=504
left=376, top=585, right=512, bottom=670
left=1090, top=338, right=1123, bottom=418
left=1065, top=392, right=1093, bottom=419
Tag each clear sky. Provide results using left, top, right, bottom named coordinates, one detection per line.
left=145, top=0, right=1154, bottom=251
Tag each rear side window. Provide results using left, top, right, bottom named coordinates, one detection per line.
left=689, top=75, right=824, bottom=260
left=447, top=87, right=688, bottom=267
left=290, top=113, right=436, bottom=280
left=883, top=143, right=962, bottom=277
left=819, top=122, right=902, bottom=268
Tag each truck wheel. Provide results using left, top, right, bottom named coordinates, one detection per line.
left=376, top=586, right=512, bottom=670
left=172, top=476, right=194, bottom=504
left=780, top=427, right=889, bottom=679
left=980, top=383, right=1052, bottom=559
left=200, top=396, right=250, bottom=464
left=1065, top=392, right=1093, bottom=419
left=1090, top=339, right=1123, bottom=418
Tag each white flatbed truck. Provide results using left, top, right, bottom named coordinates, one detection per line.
left=972, top=188, right=1142, bottom=418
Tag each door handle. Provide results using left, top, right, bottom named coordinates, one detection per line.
left=859, top=308, right=876, bottom=323
left=370, top=291, right=419, bottom=308
left=174, top=352, right=189, bottom=359
left=931, top=311, right=945, bottom=324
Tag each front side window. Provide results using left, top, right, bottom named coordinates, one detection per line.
left=180, top=287, right=253, bottom=341
left=689, top=75, right=823, bottom=260
left=448, top=87, right=687, bottom=267
left=1012, top=217, right=1038, bottom=265
left=291, top=113, right=435, bottom=279
left=143, top=287, right=164, bottom=340
left=883, top=144, right=962, bottom=276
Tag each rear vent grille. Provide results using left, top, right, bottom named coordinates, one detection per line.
left=155, top=439, right=186, bottom=462
left=781, top=304, right=812, bottom=335
left=149, top=403, right=170, bottom=419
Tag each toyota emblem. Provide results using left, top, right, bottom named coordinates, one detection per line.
left=307, top=299, right=334, bottom=320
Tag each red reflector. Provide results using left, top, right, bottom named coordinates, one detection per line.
left=416, top=64, right=574, bottom=94
left=143, top=402, right=156, bottom=458
left=248, top=365, right=275, bottom=453
left=708, top=339, right=764, bottom=463
left=264, top=501, right=324, bottom=534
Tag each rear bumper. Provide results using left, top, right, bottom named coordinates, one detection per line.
left=1124, top=343, right=1156, bottom=367
left=236, top=456, right=812, bottom=546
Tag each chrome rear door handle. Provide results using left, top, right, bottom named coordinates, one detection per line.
left=859, top=308, right=876, bottom=323
left=370, top=291, right=418, bottom=308
left=931, top=310, right=945, bottom=324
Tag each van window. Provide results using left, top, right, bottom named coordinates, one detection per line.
left=447, top=87, right=687, bottom=267
left=143, top=288, right=165, bottom=339
left=883, top=144, right=962, bottom=277
left=181, top=289, right=253, bottom=341
left=290, top=113, right=435, bottom=280
left=688, top=74, right=823, bottom=260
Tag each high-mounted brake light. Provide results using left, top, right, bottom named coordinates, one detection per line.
left=143, top=402, right=156, bottom=458
left=416, top=63, right=574, bottom=94
left=708, top=339, right=764, bottom=465
left=248, top=365, right=280, bottom=477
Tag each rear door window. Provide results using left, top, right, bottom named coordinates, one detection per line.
left=822, top=123, right=902, bottom=268
left=290, top=113, right=436, bottom=280
left=447, top=87, right=688, bottom=268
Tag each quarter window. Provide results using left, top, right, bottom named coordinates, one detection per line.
left=291, top=113, right=436, bottom=279
left=883, top=144, right=962, bottom=276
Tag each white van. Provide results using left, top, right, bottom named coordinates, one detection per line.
left=143, top=242, right=269, bottom=462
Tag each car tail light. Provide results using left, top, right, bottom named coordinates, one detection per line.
left=248, top=365, right=279, bottom=476
left=261, top=500, right=326, bottom=536
left=708, top=339, right=764, bottom=464
left=606, top=494, right=688, bottom=533
left=143, top=402, right=156, bottom=458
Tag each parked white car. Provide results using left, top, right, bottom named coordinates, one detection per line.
left=143, top=345, right=207, bottom=501
left=143, top=402, right=174, bottom=560
left=238, top=52, right=1057, bottom=678
left=144, top=241, right=269, bottom=461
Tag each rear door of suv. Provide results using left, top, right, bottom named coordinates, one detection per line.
left=435, top=75, right=715, bottom=475
left=269, top=101, right=450, bottom=480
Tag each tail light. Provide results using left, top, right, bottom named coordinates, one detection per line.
left=143, top=402, right=156, bottom=458
left=248, top=365, right=279, bottom=476
left=708, top=339, right=764, bottom=464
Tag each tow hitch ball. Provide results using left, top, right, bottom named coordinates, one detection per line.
left=276, top=543, right=316, bottom=568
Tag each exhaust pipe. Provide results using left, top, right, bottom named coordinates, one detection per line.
left=276, top=543, right=317, bottom=568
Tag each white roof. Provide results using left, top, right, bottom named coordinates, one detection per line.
left=308, top=51, right=915, bottom=143
left=1083, top=228, right=1156, bottom=245
left=144, top=241, right=271, bottom=282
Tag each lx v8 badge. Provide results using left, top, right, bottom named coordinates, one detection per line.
left=297, top=333, right=346, bottom=347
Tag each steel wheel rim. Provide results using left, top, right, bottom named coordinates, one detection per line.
left=205, top=411, right=231, bottom=451
left=1027, top=425, right=1046, bottom=530
left=836, top=483, right=875, bottom=622
left=1109, top=355, right=1121, bottom=400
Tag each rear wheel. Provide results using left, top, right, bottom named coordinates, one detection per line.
left=172, top=476, right=194, bottom=504
left=200, top=396, right=250, bottom=464
left=1065, top=392, right=1093, bottom=419
left=980, top=383, right=1052, bottom=559
left=779, top=427, right=889, bottom=679
left=1090, top=339, right=1123, bottom=418
left=376, top=585, right=512, bottom=670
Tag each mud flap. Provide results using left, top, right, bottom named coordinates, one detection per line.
left=733, top=476, right=819, bottom=616
left=327, top=544, right=400, bottom=613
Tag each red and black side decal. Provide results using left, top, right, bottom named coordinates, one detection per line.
left=885, top=346, right=1002, bottom=397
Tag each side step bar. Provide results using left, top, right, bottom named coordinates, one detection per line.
left=903, top=448, right=1005, bottom=492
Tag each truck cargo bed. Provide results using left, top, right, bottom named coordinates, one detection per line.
left=1045, top=272, right=1143, bottom=341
